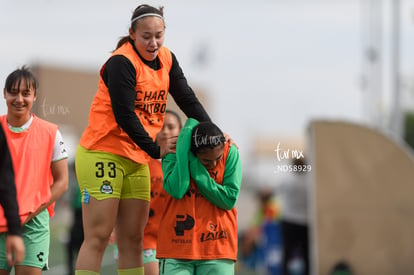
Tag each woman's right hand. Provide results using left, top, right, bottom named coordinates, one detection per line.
left=6, top=235, right=25, bottom=266
left=160, top=136, right=178, bottom=158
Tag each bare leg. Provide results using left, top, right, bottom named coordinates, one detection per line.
left=115, top=198, right=149, bottom=269
left=75, top=197, right=119, bottom=272
left=144, top=261, right=159, bottom=275
left=15, top=266, right=42, bottom=275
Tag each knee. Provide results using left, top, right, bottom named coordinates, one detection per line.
left=84, top=230, right=112, bottom=252
left=117, top=231, right=143, bottom=251
left=121, top=231, right=143, bottom=244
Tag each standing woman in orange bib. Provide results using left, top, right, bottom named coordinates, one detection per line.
left=74, top=4, right=210, bottom=275
left=0, top=66, right=69, bottom=275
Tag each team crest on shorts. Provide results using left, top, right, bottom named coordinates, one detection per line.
left=100, top=180, right=113, bottom=194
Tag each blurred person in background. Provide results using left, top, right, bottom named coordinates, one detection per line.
left=0, top=66, right=69, bottom=275
left=276, top=157, right=309, bottom=275
left=157, top=119, right=242, bottom=274
left=142, top=110, right=182, bottom=275
left=239, top=187, right=282, bottom=274
left=74, top=3, right=211, bottom=275
left=66, top=163, right=83, bottom=275
left=0, top=125, right=25, bottom=267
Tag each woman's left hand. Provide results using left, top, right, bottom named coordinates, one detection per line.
left=160, top=136, right=178, bottom=158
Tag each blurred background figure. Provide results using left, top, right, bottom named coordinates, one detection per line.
left=329, top=261, right=354, bottom=275
left=276, top=158, right=309, bottom=275
left=239, top=187, right=282, bottom=274
left=142, top=110, right=182, bottom=275
left=65, top=163, right=83, bottom=275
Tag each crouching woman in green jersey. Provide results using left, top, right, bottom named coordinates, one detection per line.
left=157, top=118, right=242, bottom=275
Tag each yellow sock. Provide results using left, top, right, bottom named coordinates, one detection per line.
left=75, top=271, right=99, bottom=275
left=118, top=267, right=144, bottom=275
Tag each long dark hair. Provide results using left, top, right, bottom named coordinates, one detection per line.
left=115, top=4, right=164, bottom=51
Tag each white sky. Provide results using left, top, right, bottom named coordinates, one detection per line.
left=1, top=0, right=414, bottom=173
